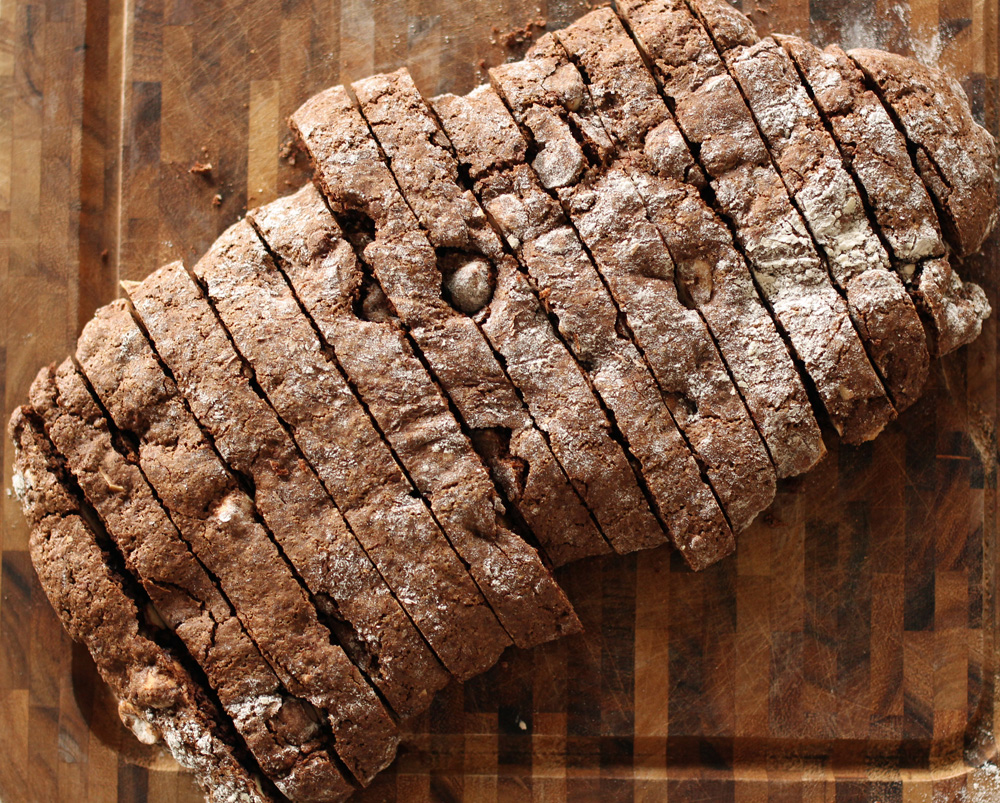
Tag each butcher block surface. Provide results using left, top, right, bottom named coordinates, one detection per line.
left=1, top=0, right=999, bottom=800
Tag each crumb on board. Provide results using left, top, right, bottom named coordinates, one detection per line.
left=279, top=140, right=299, bottom=166
left=492, top=17, right=547, bottom=47
left=189, top=161, right=213, bottom=176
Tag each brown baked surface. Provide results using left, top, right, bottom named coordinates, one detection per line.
left=4, top=0, right=998, bottom=800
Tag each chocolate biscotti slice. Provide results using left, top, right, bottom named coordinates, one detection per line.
left=291, top=84, right=611, bottom=566
left=705, top=34, right=929, bottom=410
left=351, top=69, right=667, bottom=555
left=10, top=408, right=278, bottom=803
left=432, top=84, right=735, bottom=569
left=75, top=300, right=399, bottom=786
left=849, top=47, right=999, bottom=257
left=778, top=36, right=990, bottom=356
left=550, top=8, right=824, bottom=478
left=144, top=228, right=514, bottom=680
left=616, top=0, right=896, bottom=444
left=125, top=262, right=452, bottom=714
left=247, top=186, right=580, bottom=649
left=29, top=362, right=353, bottom=802
left=491, top=37, right=776, bottom=533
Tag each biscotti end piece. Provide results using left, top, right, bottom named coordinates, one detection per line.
left=915, top=256, right=992, bottom=356
left=9, top=407, right=285, bottom=803
left=849, top=47, right=999, bottom=257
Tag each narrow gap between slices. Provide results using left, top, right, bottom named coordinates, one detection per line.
left=336, top=198, right=606, bottom=571
left=243, top=212, right=490, bottom=649
left=344, top=82, right=645, bottom=553
left=844, top=61, right=987, bottom=352
left=552, top=30, right=781, bottom=481
left=181, top=250, right=432, bottom=668
left=115, top=296, right=393, bottom=777
left=42, top=361, right=348, bottom=798
left=320, top=204, right=551, bottom=558
left=69, top=352, right=313, bottom=698
left=505, top=83, right=729, bottom=503
left=472, top=188, right=676, bottom=537
left=610, top=4, right=869, bottom=439
left=71, top=352, right=361, bottom=789
left=327, top=86, right=616, bottom=554
left=177, top=219, right=515, bottom=681
left=141, top=269, right=419, bottom=723
left=688, top=170, right=834, bottom=428
left=405, top=90, right=677, bottom=543
left=244, top=211, right=581, bottom=646
left=19, top=408, right=289, bottom=801
left=553, top=40, right=777, bottom=535
left=682, top=4, right=898, bottom=411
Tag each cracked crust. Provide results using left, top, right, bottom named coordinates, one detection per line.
left=125, top=261, right=453, bottom=716
left=10, top=407, right=282, bottom=803
left=74, top=300, right=399, bottom=786
left=28, top=361, right=350, bottom=802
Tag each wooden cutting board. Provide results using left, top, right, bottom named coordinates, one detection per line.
left=1, top=0, right=998, bottom=800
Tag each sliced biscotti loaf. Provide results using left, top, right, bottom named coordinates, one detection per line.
left=616, top=0, right=896, bottom=444
left=292, top=84, right=609, bottom=568
left=247, top=185, right=580, bottom=648
left=352, top=68, right=667, bottom=555
left=137, top=247, right=511, bottom=682
left=432, top=84, right=735, bottom=570
left=9, top=407, right=284, bottom=803
left=778, top=36, right=990, bottom=356
left=29, top=362, right=351, bottom=802
left=125, top=262, right=453, bottom=715
left=550, top=8, right=824, bottom=479
left=75, top=300, right=399, bottom=786
left=849, top=47, right=999, bottom=257
left=698, top=33, right=929, bottom=411
left=491, top=37, right=776, bottom=534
